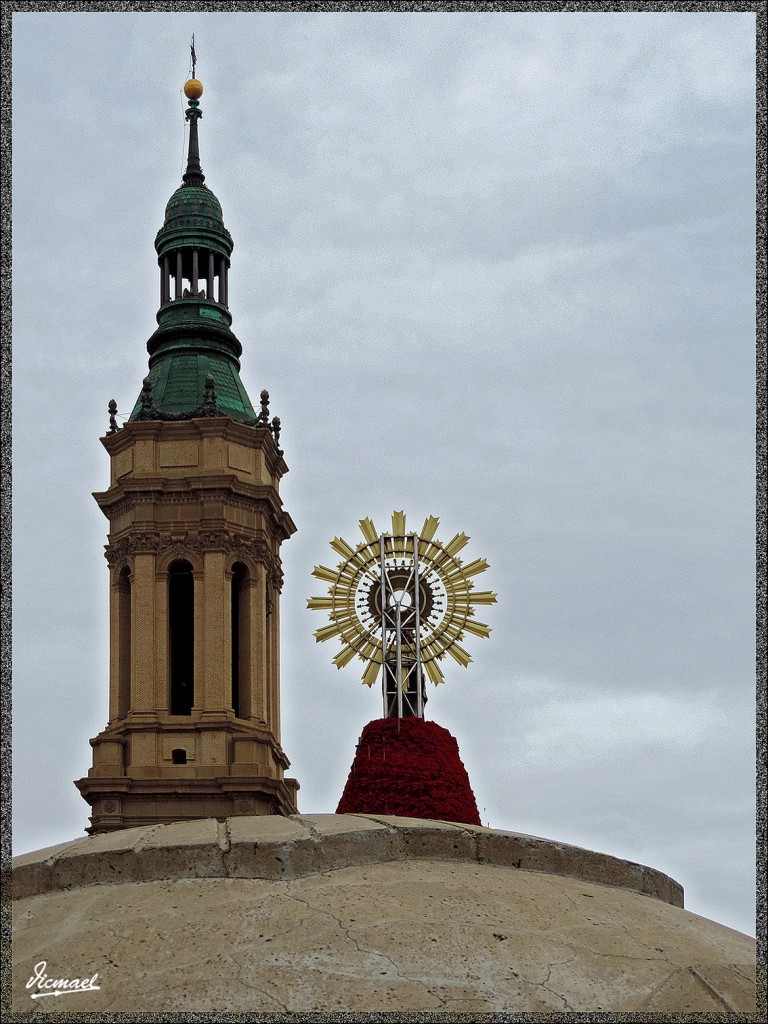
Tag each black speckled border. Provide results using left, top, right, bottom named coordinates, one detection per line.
left=1, top=1, right=765, bottom=1022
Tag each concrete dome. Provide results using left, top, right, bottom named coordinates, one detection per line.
left=12, top=814, right=755, bottom=1013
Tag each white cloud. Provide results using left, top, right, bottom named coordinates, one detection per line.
left=522, top=685, right=720, bottom=755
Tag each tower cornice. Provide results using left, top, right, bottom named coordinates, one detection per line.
left=100, top=417, right=290, bottom=478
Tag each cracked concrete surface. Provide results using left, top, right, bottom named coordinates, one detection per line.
left=10, top=814, right=756, bottom=1013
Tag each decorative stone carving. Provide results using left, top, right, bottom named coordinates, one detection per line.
left=269, top=566, right=285, bottom=593
left=105, top=530, right=278, bottom=571
left=135, top=374, right=223, bottom=422
left=107, top=399, right=119, bottom=435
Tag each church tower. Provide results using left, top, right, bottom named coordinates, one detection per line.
left=76, top=76, right=299, bottom=833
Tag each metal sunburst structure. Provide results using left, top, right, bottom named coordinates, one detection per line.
left=308, top=512, right=497, bottom=719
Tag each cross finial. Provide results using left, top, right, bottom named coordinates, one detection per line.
left=182, top=40, right=205, bottom=186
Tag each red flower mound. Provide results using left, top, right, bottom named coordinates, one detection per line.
left=336, top=717, right=481, bottom=825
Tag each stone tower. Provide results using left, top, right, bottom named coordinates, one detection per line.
left=75, top=78, right=299, bottom=833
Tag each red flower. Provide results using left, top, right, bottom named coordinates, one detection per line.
left=336, top=718, right=481, bottom=825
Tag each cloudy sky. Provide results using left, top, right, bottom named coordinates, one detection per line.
left=11, top=9, right=756, bottom=937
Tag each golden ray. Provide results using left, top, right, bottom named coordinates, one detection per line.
left=335, top=623, right=362, bottom=643
left=391, top=510, right=406, bottom=536
left=463, top=620, right=492, bottom=638
left=342, top=549, right=372, bottom=573
left=333, top=644, right=358, bottom=669
left=362, top=660, right=381, bottom=687
left=419, top=637, right=437, bottom=657
left=446, top=642, right=472, bottom=667
left=444, top=533, right=470, bottom=557
left=425, top=659, right=445, bottom=685
left=335, top=564, right=360, bottom=582
left=314, top=622, right=342, bottom=643
left=359, top=518, right=378, bottom=544
left=307, top=596, right=334, bottom=610
left=330, top=536, right=356, bottom=559
left=420, top=515, right=440, bottom=542
left=312, top=565, right=339, bottom=584
left=358, top=640, right=380, bottom=659
left=459, top=558, right=490, bottom=578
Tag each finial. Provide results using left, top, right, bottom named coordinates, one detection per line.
left=201, top=373, right=219, bottom=416
left=182, top=36, right=205, bottom=187
left=107, top=399, right=119, bottom=435
left=137, top=376, right=156, bottom=420
left=184, top=35, right=202, bottom=98
left=271, top=416, right=283, bottom=455
left=184, top=79, right=203, bottom=101
left=259, top=389, right=270, bottom=426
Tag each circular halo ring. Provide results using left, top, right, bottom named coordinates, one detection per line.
left=329, top=538, right=473, bottom=662
left=308, top=513, right=496, bottom=685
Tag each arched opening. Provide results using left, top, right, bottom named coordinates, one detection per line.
left=171, top=748, right=188, bottom=765
left=231, top=562, right=250, bottom=718
left=117, top=566, right=132, bottom=718
left=169, top=560, right=194, bottom=715
left=161, top=248, right=228, bottom=305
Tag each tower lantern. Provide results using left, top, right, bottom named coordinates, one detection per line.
left=76, top=68, right=299, bottom=833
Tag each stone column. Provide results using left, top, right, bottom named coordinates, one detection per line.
left=219, top=257, right=228, bottom=306
left=154, top=567, right=169, bottom=712
left=269, top=579, right=281, bottom=745
left=108, top=568, right=122, bottom=724
left=131, top=553, right=157, bottom=713
left=117, top=569, right=132, bottom=719
left=207, top=251, right=215, bottom=301
left=201, top=551, right=228, bottom=713
left=251, top=564, right=268, bottom=724
left=191, top=249, right=198, bottom=294
left=238, top=574, right=256, bottom=719
left=192, top=567, right=205, bottom=713
left=175, top=252, right=183, bottom=298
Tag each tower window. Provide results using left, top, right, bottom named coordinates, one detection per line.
left=169, top=560, right=194, bottom=715
left=231, top=562, right=250, bottom=718
left=171, top=748, right=188, bottom=765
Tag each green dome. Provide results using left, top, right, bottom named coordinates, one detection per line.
left=164, top=184, right=224, bottom=223
left=155, top=184, right=233, bottom=260
left=128, top=351, right=257, bottom=423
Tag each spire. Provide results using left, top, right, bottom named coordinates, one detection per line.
left=182, top=78, right=205, bottom=186
left=127, top=52, right=259, bottom=425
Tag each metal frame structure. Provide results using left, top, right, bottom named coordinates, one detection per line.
left=379, top=533, right=426, bottom=719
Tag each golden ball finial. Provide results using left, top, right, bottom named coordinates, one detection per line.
left=184, top=79, right=203, bottom=100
